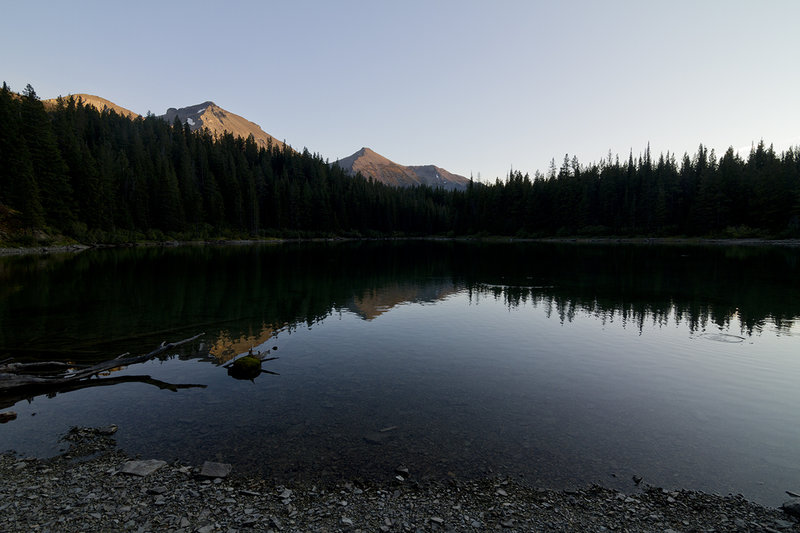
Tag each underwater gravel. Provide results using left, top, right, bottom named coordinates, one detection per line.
left=1, top=427, right=799, bottom=533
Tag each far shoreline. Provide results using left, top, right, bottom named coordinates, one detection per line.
left=2, top=235, right=800, bottom=257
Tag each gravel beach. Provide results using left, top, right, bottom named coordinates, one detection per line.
left=1, top=427, right=798, bottom=533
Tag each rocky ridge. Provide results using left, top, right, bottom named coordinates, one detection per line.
left=160, top=102, right=287, bottom=152
left=1, top=426, right=798, bottom=533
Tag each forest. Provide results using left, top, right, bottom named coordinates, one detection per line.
left=1, top=83, right=799, bottom=244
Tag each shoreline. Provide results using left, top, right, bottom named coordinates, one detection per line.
left=1, top=236, right=799, bottom=257
left=1, top=427, right=798, bottom=532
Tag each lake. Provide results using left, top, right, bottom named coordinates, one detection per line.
left=1, top=241, right=798, bottom=506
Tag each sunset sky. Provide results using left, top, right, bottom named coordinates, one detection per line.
left=2, top=0, right=799, bottom=181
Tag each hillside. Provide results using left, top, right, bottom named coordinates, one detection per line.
left=334, top=147, right=469, bottom=191
left=43, top=94, right=139, bottom=119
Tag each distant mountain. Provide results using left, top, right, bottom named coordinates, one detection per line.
left=334, top=147, right=469, bottom=191
left=160, top=101, right=287, bottom=152
left=43, top=94, right=139, bottom=119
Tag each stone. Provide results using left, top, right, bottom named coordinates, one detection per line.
left=341, top=517, right=354, bottom=526
left=496, top=488, right=508, bottom=497
left=97, top=424, right=118, bottom=435
left=781, top=498, right=800, bottom=518
left=0, top=411, right=18, bottom=423
left=430, top=516, right=444, bottom=524
left=147, top=486, right=168, bottom=495
left=279, top=489, right=292, bottom=499
left=120, top=459, right=166, bottom=477
left=500, top=519, right=514, bottom=528
left=199, top=461, right=232, bottom=479
left=228, top=356, right=262, bottom=380
left=363, top=432, right=388, bottom=445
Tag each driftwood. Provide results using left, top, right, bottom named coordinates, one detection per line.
left=0, top=333, right=204, bottom=393
left=0, top=374, right=207, bottom=411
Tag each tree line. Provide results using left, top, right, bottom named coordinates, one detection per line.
left=1, top=83, right=799, bottom=243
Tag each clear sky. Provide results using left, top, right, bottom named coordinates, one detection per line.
left=2, top=1, right=799, bottom=181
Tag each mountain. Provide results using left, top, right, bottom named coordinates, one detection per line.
left=334, top=147, right=469, bottom=190
left=43, top=94, right=139, bottom=119
left=161, top=101, right=287, bottom=152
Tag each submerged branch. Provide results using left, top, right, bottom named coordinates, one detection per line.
left=0, top=333, right=204, bottom=393
left=0, top=374, right=207, bottom=411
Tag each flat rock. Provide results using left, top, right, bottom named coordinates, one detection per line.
left=119, top=459, right=166, bottom=477
left=199, top=461, right=232, bottom=479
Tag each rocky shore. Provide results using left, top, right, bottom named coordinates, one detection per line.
left=1, top=427, right=798, bottom=533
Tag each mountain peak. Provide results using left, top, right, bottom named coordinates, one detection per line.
left=334, top=148, right=468, bottom=190
left=159, top=102, right=285, bottom=151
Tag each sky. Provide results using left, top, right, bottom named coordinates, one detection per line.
left=2, top=0, right=799, bottom=181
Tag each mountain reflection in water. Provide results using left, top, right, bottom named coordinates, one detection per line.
left=0, top=241, right=798, bottom=506
left=1, top=241, right=796, bottom=359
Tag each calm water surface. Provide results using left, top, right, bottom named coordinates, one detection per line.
left=0, top=241, right=798, bottom=506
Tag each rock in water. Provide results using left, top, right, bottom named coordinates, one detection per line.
left=0, top=411, right=17, bottom=423
left=120, top=459, right=166, bottom=477
left=228, top=356, right=262, bottom=380
left=199, top=461, right=232, bottom=479
left=782, top=498, right=800, bottom=518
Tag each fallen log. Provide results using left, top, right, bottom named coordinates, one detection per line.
left=0, top=333, right=204, bottom=393
left=0, top=361, right=90, bottom=373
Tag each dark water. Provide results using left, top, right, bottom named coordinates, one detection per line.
left=1, top=241, right=798, bottom=505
